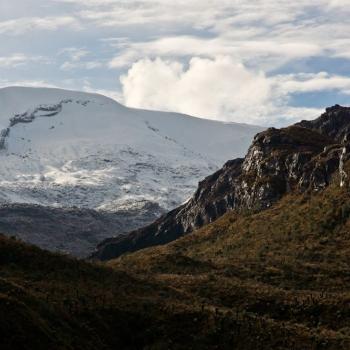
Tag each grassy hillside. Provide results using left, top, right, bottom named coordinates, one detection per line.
left=2, top=170, right=350, bottom=349
left=111, top=169, right=350, bottom=349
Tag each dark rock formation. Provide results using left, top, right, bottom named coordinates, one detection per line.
left=0, top=202, right=163, bottom=258
left=92, top=106, right=350, bottom=261
left=296, top=104, right=350, bottom=141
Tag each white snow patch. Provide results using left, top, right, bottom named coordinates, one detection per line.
left=0, top=86, right=263, bottom=211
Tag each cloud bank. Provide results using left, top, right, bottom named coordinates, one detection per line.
left=1, top=0, right=350, bottom=125
left=121, top=57, right=272, bottom=124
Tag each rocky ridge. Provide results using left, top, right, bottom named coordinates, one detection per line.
left=92, top=105, right=350, bottom=261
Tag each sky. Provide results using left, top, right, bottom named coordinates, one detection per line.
left=1, top=0, right=350, bottom=126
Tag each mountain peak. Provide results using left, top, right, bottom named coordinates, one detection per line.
left=0, top=86, right=263, bottom=256
left=92, top=105, right=350, bottom=261
left=296, top=104, right=350, bottom=142
left=325, top=103, right=344, bottom=112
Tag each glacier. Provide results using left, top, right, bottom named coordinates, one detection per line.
left=0, top=86, right=263, bottom=255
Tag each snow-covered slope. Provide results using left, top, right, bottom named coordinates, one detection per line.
left=0, top=86, right=263, bottom=213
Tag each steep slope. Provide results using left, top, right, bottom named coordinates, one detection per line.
left=93, top=105, right=350, bottom=260
left=0, top=202, right=162, bottom=257
left=0, top=86, right=262, bottom=255
left=109, top=167, right=350, bottom=350
left=2, top=173, right=350, bottom=349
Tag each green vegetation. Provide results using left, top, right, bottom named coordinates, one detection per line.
left=2, top=170, right=350, bottom=349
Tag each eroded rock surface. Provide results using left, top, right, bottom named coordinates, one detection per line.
left=92, top=105, right=350, bottom=261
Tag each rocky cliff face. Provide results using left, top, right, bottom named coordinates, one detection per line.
left=92, top=105, right=350, bottom=261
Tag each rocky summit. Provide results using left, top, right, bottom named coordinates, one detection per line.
left=92, top=105, right=350, bottom=261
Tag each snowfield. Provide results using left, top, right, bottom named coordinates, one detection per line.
left=0, top=86, right=263, bottom=213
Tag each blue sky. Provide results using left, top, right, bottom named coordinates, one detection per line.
left=1, top=0, right=350, bottom=126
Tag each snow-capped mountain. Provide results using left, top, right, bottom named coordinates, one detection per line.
left=0, top=86, right=263, bottom=212
left=0, top=86, right=263, bottom=256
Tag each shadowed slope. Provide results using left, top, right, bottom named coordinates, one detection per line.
left=2, top=169, right=350, bottom=349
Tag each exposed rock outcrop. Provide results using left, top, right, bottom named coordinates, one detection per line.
left=0, top=99, right=88, bottom=151
left=92, top=105, right=350, bottom=261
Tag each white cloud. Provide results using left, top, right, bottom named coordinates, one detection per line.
left=0, top=54, right=30, bottom=67
left=120, top=57, right=350, bottom=125
left=121, top=56, right=273, bottom=124
left=275, top=72, right=350, bottom=95
left=74, top=1, right=238, bottom=29
left=59, top=47, right=89, bottom=62
left=108, top=36, right=323, bottom=70
left=0, top=16, right=80, bottom=35
left=55, top=0, right=117, bottom=5
left=0, top=79, right=58, bottom=89
left=58, top=47, right=103, bottom=71
left=99, top=0, right=350, bottom=73
left=1, top=0, right=350, bottom=126
left=60, top=61, right=103, bottom=71
left=327, top=0, right=350, bottom=11
left=0, top=54, right=49, bottom=67
left=109, top=50, right=139, bottom=69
